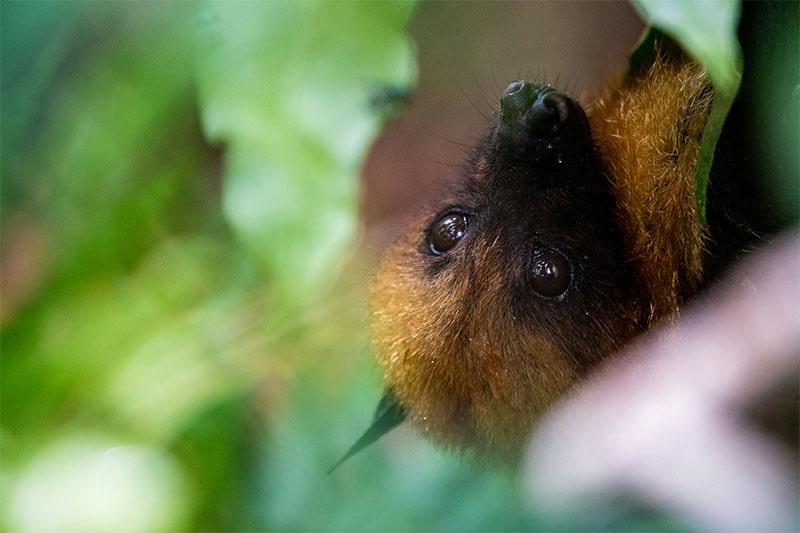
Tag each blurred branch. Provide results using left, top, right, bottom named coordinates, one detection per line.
left=526, top=229, right=800, bottom=531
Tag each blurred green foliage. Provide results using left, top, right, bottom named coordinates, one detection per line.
left=195, top=1, right=418, bottom=307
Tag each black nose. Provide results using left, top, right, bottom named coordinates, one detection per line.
left=493, top=80, right=594, bottom=189
left=500, top=80, right=573, bottom=132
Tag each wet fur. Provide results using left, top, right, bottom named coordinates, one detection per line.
left=370, top=52, right=716, bottom=459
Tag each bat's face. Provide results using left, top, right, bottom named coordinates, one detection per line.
left=370, top=81, right=643, bottom=457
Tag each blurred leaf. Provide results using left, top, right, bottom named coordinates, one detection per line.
left=327, top=388, right=406, bottom=473
left=1, top=238, right=253, bottom=445
left=195, top=1, right=417, bottom=307
left=8, top=436, right=188, bottom=533
left=632, top=0, right=741, bottom=87
left=0, top=2, right=77, bottom=197
left=2, top=2, right=221, bottom=284
left=631, top=0, right=743, bottom=222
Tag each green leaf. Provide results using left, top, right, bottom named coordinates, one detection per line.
left=631, top=0, right=743, bottom=223
left=327, top=389, right=406, bottom=473
left=195, top=1, right=418, bottom=306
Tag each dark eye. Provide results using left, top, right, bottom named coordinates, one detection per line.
left=530, top=250, right=571, bottom=298
left=429, top=212, right=469, bottom=255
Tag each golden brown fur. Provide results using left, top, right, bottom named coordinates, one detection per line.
left=593, top=53, right=712, bottom=323
left=370, top=52, right=713, bottom=459
left=372, top=219, right=581, bottom=457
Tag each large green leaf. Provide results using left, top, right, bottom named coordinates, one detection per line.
left=195, top=1, right=417, bottom=306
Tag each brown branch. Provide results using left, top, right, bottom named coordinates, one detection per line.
left=525, top=229, right=800, bottom=531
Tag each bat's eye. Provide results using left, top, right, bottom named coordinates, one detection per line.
left=429, top=212, right=469, bottom=255
left=530, top=250, right=571, bottom=298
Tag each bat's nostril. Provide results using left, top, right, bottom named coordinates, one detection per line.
left=542, top=91, right=572, bottom=124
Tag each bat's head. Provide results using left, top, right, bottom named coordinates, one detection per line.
left=370, top=81, right=643, bottom=457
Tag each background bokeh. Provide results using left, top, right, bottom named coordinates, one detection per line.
left=8, top=1, right=792, bottom=531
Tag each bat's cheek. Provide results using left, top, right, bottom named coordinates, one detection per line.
left=369, top=253, right=580, bottom=455
left=369, top=259, right=476, bottom=447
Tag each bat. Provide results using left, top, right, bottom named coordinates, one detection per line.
left=332, top=4, right=795, bottom=468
